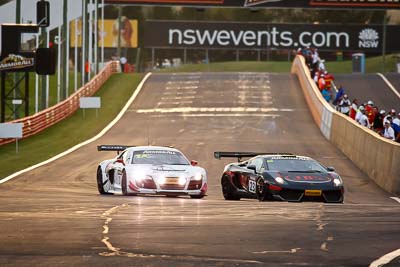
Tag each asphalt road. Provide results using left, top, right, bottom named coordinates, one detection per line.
left=0, top=72, right=399, bottom=267
left=334, top=73, right=400, bottom=112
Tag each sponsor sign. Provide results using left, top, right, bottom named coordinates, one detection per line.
left=79, top=97, right=101, bottom=108
left=70, top=19, right=138, bottom=48
left=143, top=20, right=400, bottom=52
left=0, top=54, right=35, bottom=72
left=0, top=123, right=23, bottom=138
left=105, top=0, right=400, bottom=9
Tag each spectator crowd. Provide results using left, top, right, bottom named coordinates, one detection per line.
left=298, top=47, right=400, bottom=143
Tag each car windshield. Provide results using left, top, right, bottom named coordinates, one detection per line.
left=131, top=150, right=189, bottom=165
left=264, top=158, right=327, bottom=172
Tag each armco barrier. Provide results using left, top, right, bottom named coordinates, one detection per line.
left=0, top=61, right=119, bottom=146
left=291, top=55, right=400, bottom=194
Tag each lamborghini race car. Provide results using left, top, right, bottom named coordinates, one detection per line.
left=215, top=152, right=344, bottom=203
left=97, top=145, right=207, bottom=198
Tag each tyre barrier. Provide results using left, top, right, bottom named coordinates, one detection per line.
left=291, top=55, right=400, bottom=194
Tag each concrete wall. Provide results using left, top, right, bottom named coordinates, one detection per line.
left=291, top=55, right=400, bottom=194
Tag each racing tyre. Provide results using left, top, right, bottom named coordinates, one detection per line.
left=97, top=167, right=111, bottom=195
left=256, top=177, right=268, bottom=201
left=122, top=170, right=128, bottom=196
left=190, top=194, right=205, bottom=199
left=221, top=176, right=240, bottom=201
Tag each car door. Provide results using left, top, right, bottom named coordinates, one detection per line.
left=113, top=150, right=129, bottom=190
left=247, top=158, right=264, bottom=195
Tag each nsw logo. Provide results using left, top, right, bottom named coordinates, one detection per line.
left=358, top=28, right=379, bottom=48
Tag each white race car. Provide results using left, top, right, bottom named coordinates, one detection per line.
left=96, top=145, right=208, bottom=198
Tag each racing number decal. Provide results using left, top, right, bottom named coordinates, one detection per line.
left=249, top=179, right=257, bottom=193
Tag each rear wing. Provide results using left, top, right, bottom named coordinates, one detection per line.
left=214, top=151, right=294, bottom=162
left=97, top=145, right=134, bottom=154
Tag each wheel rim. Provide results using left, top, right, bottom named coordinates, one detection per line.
left=257, top=178, right=264, bottom=196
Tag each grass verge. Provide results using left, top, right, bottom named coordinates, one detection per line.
left=0, top=73, right=143, bottom=179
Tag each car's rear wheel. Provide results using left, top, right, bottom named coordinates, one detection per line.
left=221, top=176, right=240, bottom=200
left=121, top=170, right=128, bottom=196
left=97, top=167, right=111, bottom=195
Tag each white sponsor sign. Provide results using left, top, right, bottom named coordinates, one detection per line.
left=79, top=97, right=101, bottom=109
left=0, top=123, right=23, bottom=138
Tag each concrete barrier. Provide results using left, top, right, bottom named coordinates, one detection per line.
left=291, top=55, right=400, bottom=194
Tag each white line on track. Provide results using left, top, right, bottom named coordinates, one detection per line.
left=149, top=114, right=280, bottom=118
left=376, top=73, right=400, bottom=99
left=370, top=249, right=400, bottom=267
left=0, top=73, right=153, bottom=185
left=390, top=197, right=400, bottom=204
left=166, top=86, right=198, bottom=90
left=133, top=107, right=294, bottom=114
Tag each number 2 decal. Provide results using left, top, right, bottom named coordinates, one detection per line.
left=249, top=179, right=256, bottom=193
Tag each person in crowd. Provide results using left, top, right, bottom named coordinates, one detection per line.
left=358, top=107, right=370, bottom=128
left=338, top=94, right=351, bottom=115
left=318, top=58, right=326, bottom=72
left=373, top=109, right=386, bottom=134
left=383, top=109, right=395, bottom=124
left=349, top=98, right=359, bottom=120
left=355, top=105, right=364, bottom=123
left=365, top=100, right=376, bottom=125
left=313, top=70, right=320, bottom=85
left=393, top=112, right=400, bottom=127
left=324, top=71, right=334, bottom=91
left=333, top=85, right=345, bottom=107
left=311, top=48, right=319, bottom=77
left=303, top=47, right=313, bottom=69
left=383, top=119, right=395, bottom=141
left=388, top=116, right=400, bottom=138
left=322, top=87, right=331, bottom=102
left=318, top=74, right=326, bottom=92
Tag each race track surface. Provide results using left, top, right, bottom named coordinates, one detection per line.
left=0, top=72, right=399, bottom=267
left=334, top=73, right=400, bottom=111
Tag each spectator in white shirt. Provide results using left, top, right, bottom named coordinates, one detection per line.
left=339, top=94, right=351, bottom=115
left=383, top=120, right=395, bottom=140
left=355, top=105, right=364, bottom=123
left=358, top=108, right=370, bottom=128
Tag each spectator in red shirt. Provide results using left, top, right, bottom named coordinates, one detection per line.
left=349, top=98, right=359, bottom=120
left=365, top=100, right=376, bottom=125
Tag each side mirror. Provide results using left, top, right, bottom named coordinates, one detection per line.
left=327, top=166, right=335, bottom=172
left=191, top=160, right=198, bottom=166
left=247, top=165, right=257, bottom=173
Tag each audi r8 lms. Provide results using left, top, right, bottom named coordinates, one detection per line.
left=215, top=152, right=344, bottom=203
left=97, top=145, right=208, bottom=198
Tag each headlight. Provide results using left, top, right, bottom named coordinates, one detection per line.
left=193, top=173, right=203, bottom=181
left=158, top=176, right=166, bottom=185
left=333, top=178, right=342, bottom=187
left=178, top=176, right=187, bottom=185
left=275, top=177, right=285, bottom=184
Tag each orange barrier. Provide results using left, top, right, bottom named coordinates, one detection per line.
left=291, top=55, right=400, bottom=194
left=0, top=61, right=119, bottom=146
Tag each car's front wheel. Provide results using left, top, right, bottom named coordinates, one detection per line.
left=190, top=194, right=205, bottom=199
left=121, top=170, right=128, bottom=196
left=221, top=175, right=240, bottom=200
left=256, top=177, right=267, bottom=201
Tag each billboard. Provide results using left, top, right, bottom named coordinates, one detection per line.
left=105, top=0, right=400, bottom=9
left=143, top=20, right=400, bottom=52
left=70, top=18, right=138, bottom=48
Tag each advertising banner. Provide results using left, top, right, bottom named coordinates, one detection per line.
left=70, top=18, right=138, bottom=48
left=143, top=20, right=400, bottom=52
left=105, top=0, right=400, bottom=9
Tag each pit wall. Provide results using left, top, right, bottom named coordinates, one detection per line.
left=291, top=55, right=400, bottom=194
left=0, top=61, right=120, bottom=146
